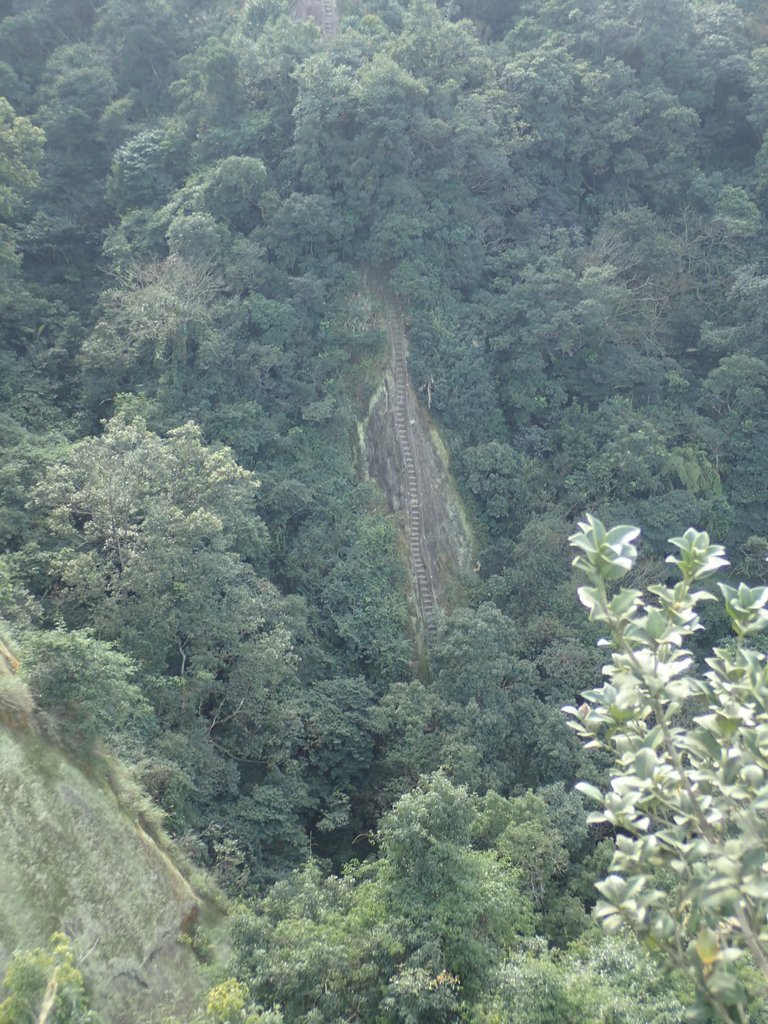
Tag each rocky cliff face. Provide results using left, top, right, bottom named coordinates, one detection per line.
left=359, top=291, right=474, bottom=641
left=0, top=718, right=208, bottom=1023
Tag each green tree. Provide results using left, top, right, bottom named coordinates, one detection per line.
left=31, top=412, right=305, bottom=865
left=377, top=773, right=533, bottom=1003
left=20, top=626, right=149, bottom=751
left=82, top=249, right=225, bottom=386
left=228, top=774, right=533, bottom=1024
left=322, top=514, right=411, bottom=684
left=472, top=932, right=697, bottom=1024
left=0, top=97, right=44, bottom=307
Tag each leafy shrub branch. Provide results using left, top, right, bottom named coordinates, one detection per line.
left=566, top=516, right=768, bottom=1023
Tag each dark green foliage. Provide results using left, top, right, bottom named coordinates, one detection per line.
left=4, top=0, right=768, bottom=1015
left=225, top=775, right=535, bottom=1023
left=322, top=515, right=411, bottom=683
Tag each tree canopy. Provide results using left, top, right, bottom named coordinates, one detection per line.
left=3, top=0, right=768, bottom=1018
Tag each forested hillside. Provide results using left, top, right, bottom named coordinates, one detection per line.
left=2, top=0, right=768, bottom=1020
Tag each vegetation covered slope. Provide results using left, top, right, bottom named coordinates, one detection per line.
left=0, top=687, right=207, bottom=1023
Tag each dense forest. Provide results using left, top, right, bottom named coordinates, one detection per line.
left=3, top=0, right=768, bottom=1020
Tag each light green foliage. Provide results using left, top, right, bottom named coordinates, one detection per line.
left=34, top=412, right=268, bottom=643
left=20, top=627, right=148, bottom=750
left=0, top=96, right=44, bottom=305
left=0, top=933, right=95, bottom=1024
left=0, top=98, right=44, bottom=220
left=29, top=412, right=306, bottom=870
left=567, top=515, right=768, bottom=1021
left=205, top=978, right=284, bottom=1024
left=472, top=932, right=696, bottom=1024
left=207, top=979, right=251, bottom=1024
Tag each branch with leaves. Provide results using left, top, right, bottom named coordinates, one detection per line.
left=566, top=516, right=768, bottom=1023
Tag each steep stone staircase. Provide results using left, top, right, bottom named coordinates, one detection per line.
left=321, top=0, right=337, bottom=35
left=388, top=305, right=438, bottom=638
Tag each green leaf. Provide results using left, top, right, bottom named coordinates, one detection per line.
left=694, top=928, right=720, bottom=965
left=575, top=782, right=604, bottom=803
left=634, top=748, right=658, bottom=780
left=685, top=728, right=721, bottom=761
left=608, top=588, right=642, bottom=618
left=605, top=525, right=641, bottom=548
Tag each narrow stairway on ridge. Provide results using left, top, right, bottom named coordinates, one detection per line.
left=289, top=0, right=337, bottom=36
left=386, top=301, right=438, bottom=638
left=321, top=0, right=337, bottom=35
